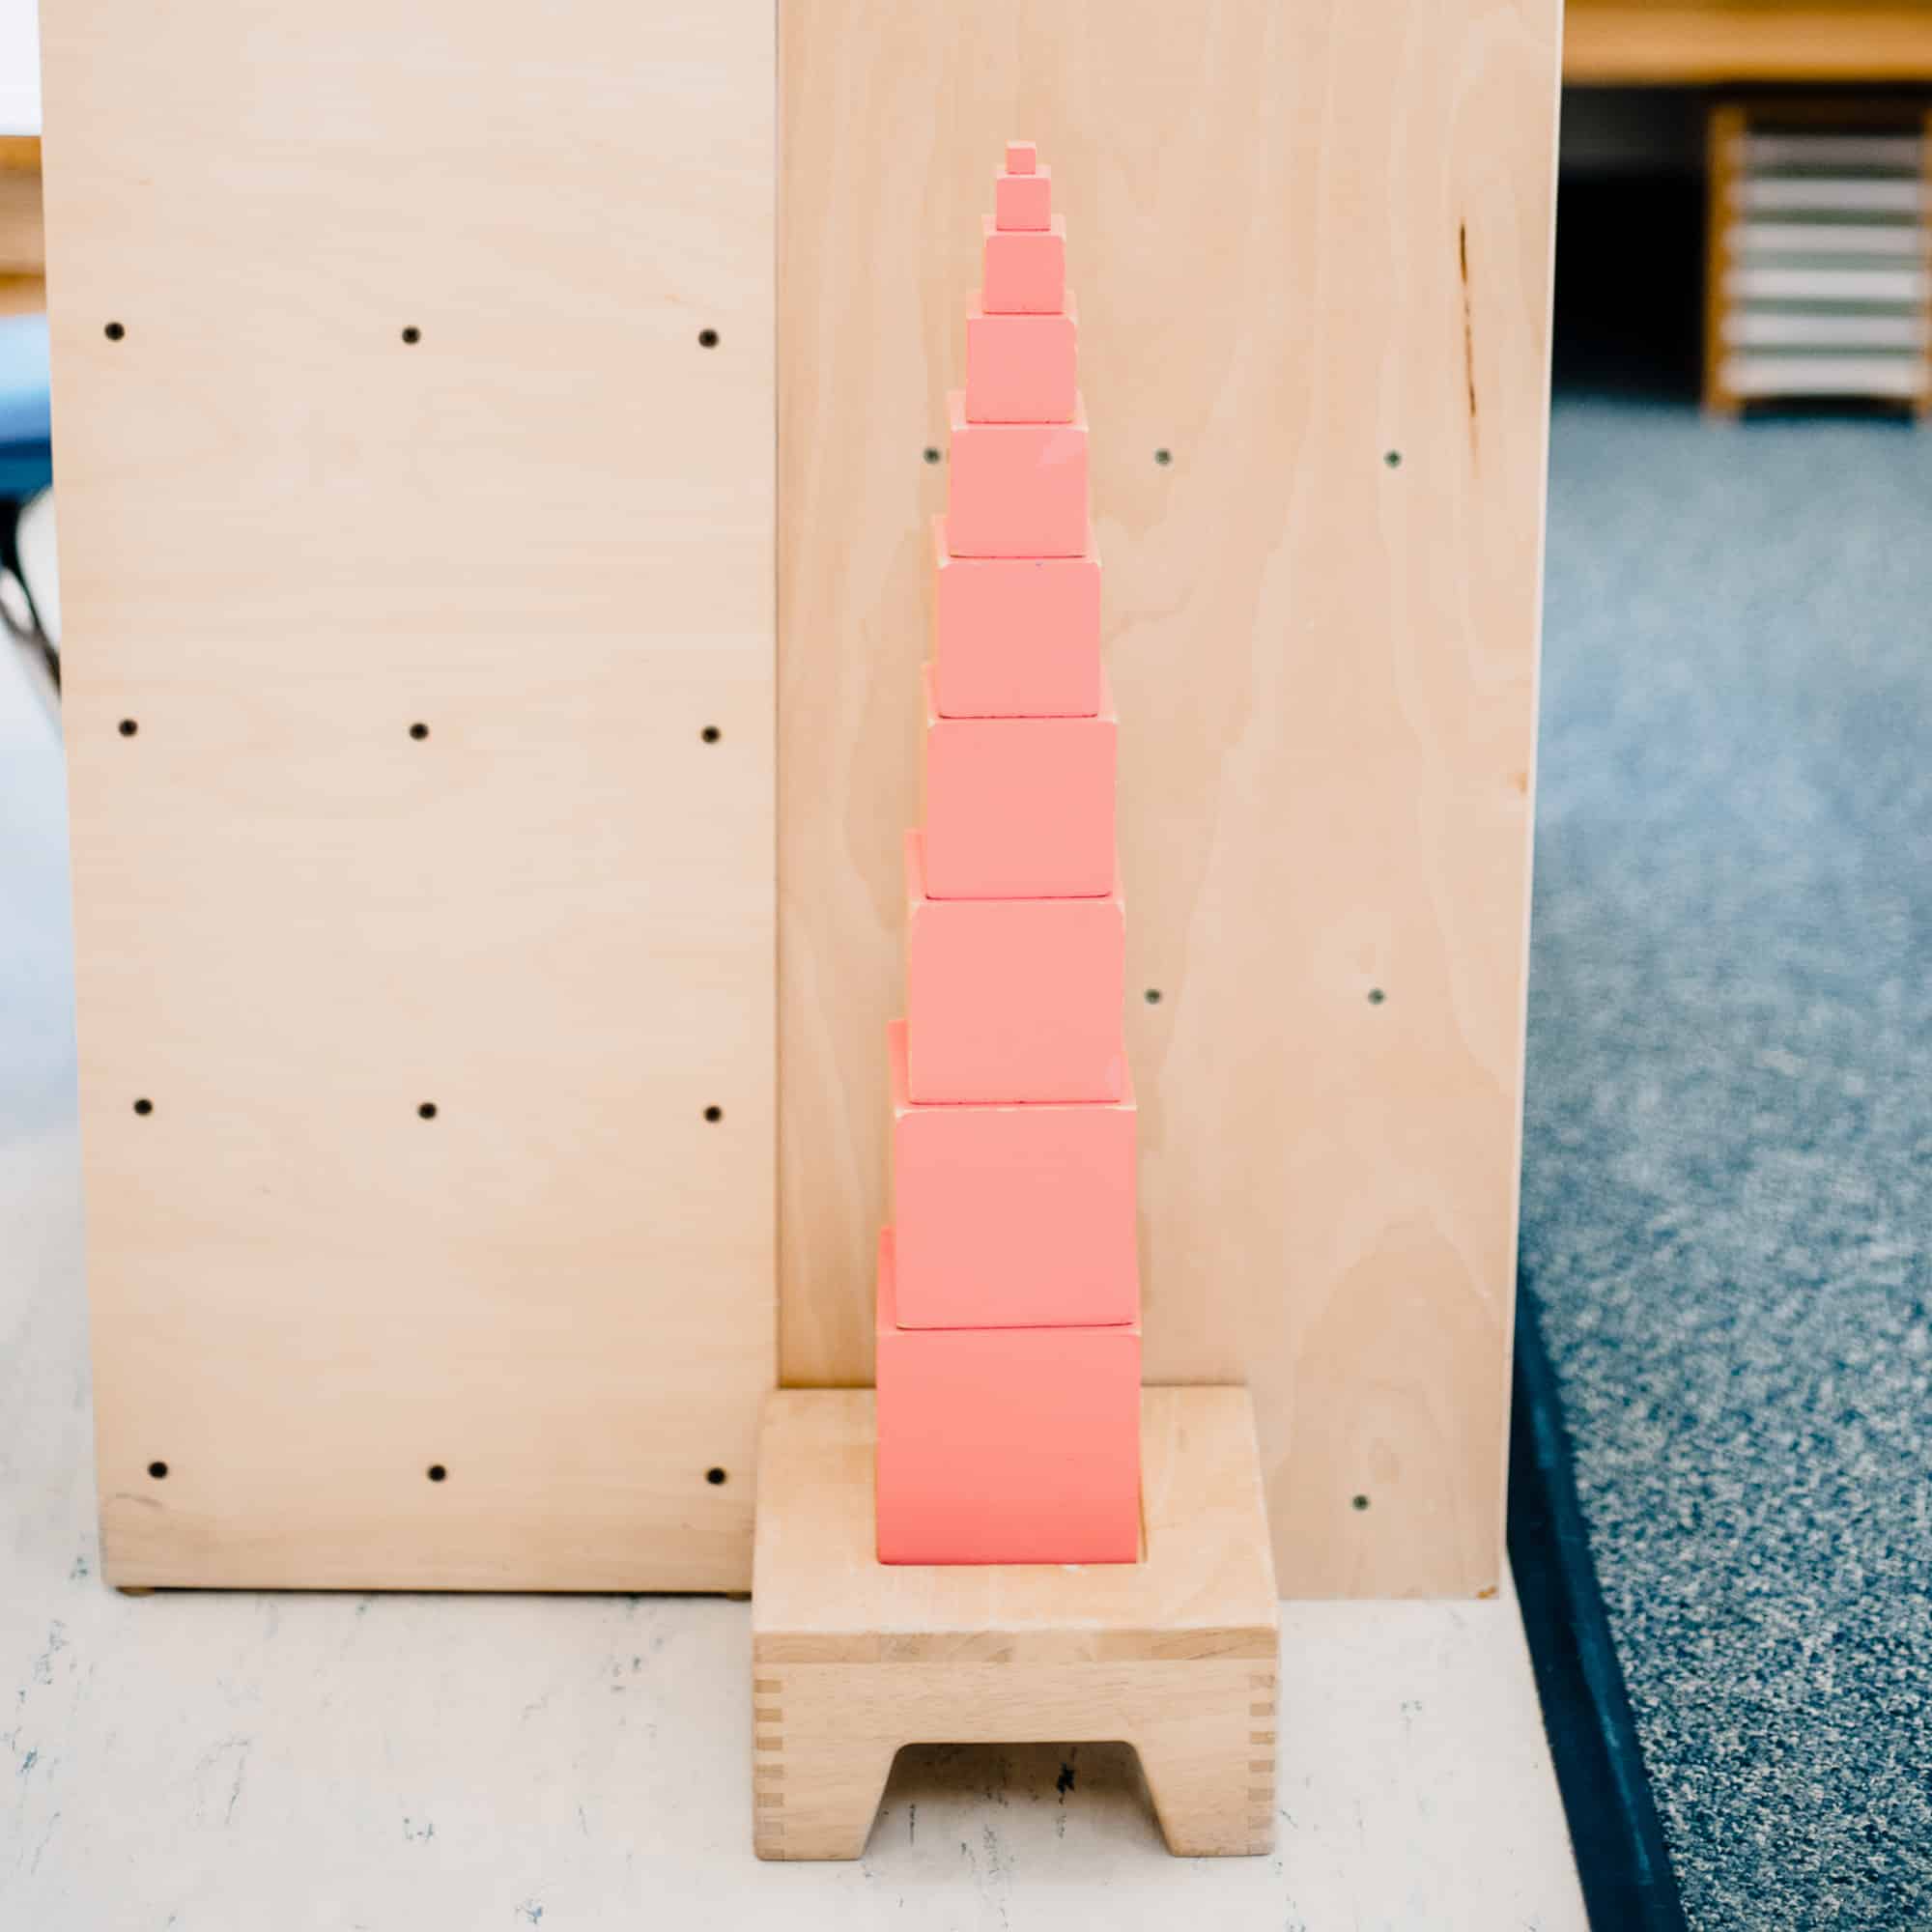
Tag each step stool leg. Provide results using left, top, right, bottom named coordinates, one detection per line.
left=753, top=1695, right=898, bottom=1861
left=1133, top=1663, right=1278, bottom=1857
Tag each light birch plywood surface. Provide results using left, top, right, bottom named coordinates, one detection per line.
left=778, top=1, right=1561, bottom=1596
left=42, top=2, right=776, bottom=1589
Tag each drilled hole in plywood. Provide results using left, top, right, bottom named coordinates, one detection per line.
left=132, top=1098, right=153, bottom=1117
left=706, top=1466, right=727, bottom=1486
left=148, top=1461, right=168, bottom=1480
left=1383, top=450, right=1402, bottom=469
left=401, top=326, right=421, bottom=345
left=1153, top=447, right=1173, bottom=467
left=1351, top=1493, right=1370, bottom=1511
left=700, top=725, right=721, bottom=744
left=118, top=719, right=138, bottom=737
left=103, top=321, right=125, bottom=342
left=409, top=722, right=429, bottom=741
left=922, top=446, right=942, bottom=465
left=698, top=327, right=719, bottom=348
left=417, top=1102, right=439, bottom=1120
left=703, top=1105, right=723, bottom=1123
left=1367, top=987, right=1386, bottom=1006
left=1144, top=988, right=1163, bottom=1005
left=427, top=1463, right=447, bottom=1483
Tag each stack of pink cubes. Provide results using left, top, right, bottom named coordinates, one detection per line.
left=875, top=143, right=1141, bottom=1567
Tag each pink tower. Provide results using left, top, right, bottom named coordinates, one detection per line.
left=875, top=142, right=1141, bottom=1566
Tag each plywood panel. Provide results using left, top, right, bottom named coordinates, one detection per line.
left=44, top=3, right=775, bottom=1589
left=779, top=1, right=1559, bottom=1596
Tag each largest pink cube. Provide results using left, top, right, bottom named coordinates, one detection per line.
left=922, top=665, right=1115, bottom=899
left=931, top=517, right=1101, bottom=720
left=946, top=391, right=1088, bottom=558
left=875, top=1228, right=1142, bottom=1565
left=903, top=832, right=1125, bottom=1103
left=889, top=1020, right=1138, bottom=1330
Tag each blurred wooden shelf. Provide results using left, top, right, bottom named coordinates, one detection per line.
left=1567, top=2, right=1932, bottom=84
left=0, top=135, right=39, bottom=287
left=1702, top=99, right=1932, bottom=414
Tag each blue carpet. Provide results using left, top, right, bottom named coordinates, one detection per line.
left=1527, top=397, right=1932, bottom=1929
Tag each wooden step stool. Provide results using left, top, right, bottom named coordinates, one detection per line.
left=751, top=1385, right=1280, bottom=1860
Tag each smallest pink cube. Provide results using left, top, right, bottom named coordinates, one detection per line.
left=1005, top=140, right=1037, bottom=175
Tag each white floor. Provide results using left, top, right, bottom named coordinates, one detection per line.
left=0, top=636, right=1586, bottom=1930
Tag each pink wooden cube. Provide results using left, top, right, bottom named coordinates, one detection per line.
left=994, top=165, right=1053, bottom=231
left=982, top=214, right=1065, bottom=314
left=946, top=391, right=1087, bottom=558
left=888, top=1020, right=1138, bottom=1330
left=922, top=665, right=1115, bottom=899
left=930, top=517, right=1102, bottom=720
left=874, top=1228, right=1142, bottom=1565
left=1005, top=140, right=1037, bottom=176
left=903, top=831, right=1125, bottom=1103
left=965, top=294, right=1077, bottom=423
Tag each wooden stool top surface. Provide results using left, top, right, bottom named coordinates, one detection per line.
left=753, top=1386, right=1278, bottom=1664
